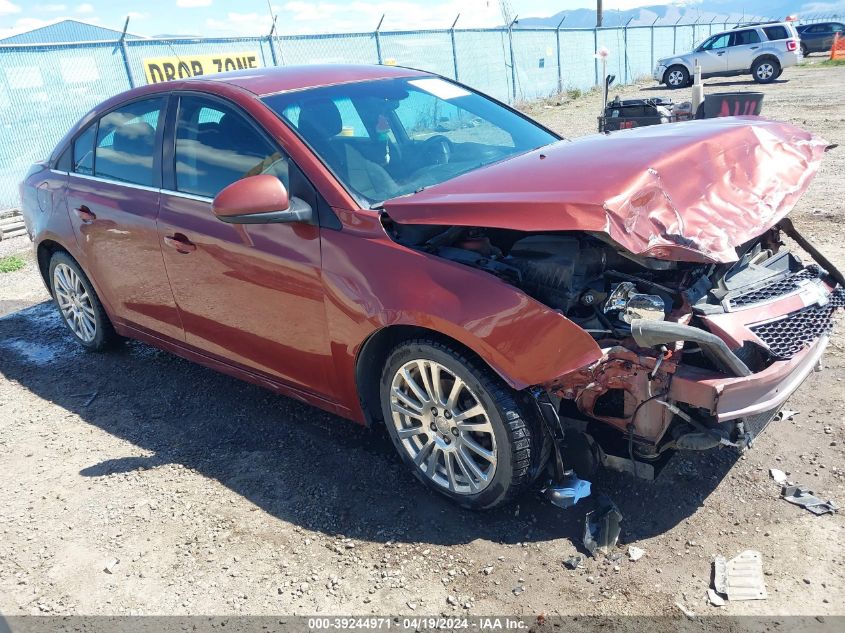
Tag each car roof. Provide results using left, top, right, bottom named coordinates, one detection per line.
left=799, top=21, right=842, bottom=27
left=732, top=20, right=790, bottom=29
left=187, top=64, right=430, bottom=96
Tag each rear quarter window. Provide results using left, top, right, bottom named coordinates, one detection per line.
left=763, top=25, right=789, bottom=41
left=73, top=124, right=97, bottom=175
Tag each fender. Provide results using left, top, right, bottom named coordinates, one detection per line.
left=319, top=212, right=603, bottom=421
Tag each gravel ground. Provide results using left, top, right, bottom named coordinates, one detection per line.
left=1, top=60, right=844, bottom=618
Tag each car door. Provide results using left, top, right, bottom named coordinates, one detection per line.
left=63, top=95, right=184, bottom=342
left=156, top=93, right=334, bottom=396
left=693, top=33, right=730, bottom=75
left=803, top=24, right=826, bottom=51
left=825, top=23, right=845, bottom=49
left=726, top=28, right=762, bottom=71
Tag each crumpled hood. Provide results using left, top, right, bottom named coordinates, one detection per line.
left=383, top=117, right=827, bottom=263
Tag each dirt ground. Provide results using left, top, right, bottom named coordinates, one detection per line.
left=1, top=60, right=844, bottom=619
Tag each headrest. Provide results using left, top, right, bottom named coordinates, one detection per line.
left=297, top=98, right=342, bottom=139
left=217, top=113, right=253, bottom=140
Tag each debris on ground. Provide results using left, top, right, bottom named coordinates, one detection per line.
left=583, top=495, right=623, bottom=557
left=713, top=550, right=767, bottom=601
left=542, top=472, right=591, bottom=509
left=102, top=559, right=119, bottom=574
left=674, top=601, right=696, bottom=617
left=769, top=468, right=788, bottom=484
left=775, top=409, right=799, bottom=422
left=781, top=485, right=839, bottom=516
left=707, top=588, right=726, bottom=607
left=627, top=546, right=645, bottom=561
left=563, top=555, right=584, bottom=570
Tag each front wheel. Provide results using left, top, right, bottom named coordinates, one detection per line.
left=752, top=58, right=780, bottom=84
left=664, top=65, right=690, bottom=89
left=379, top=339, right=538, bottom=510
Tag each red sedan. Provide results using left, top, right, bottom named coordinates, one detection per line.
left=20, top=64, right=842, bottom=509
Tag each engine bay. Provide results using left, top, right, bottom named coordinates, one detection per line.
left=383, top=217, right=803, bottom=350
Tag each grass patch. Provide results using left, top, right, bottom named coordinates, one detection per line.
left=566, top=87, right=583, bottom=100
left=0, top=255, right=25, bottom=273
left=819, top=58, right=845, bottom=66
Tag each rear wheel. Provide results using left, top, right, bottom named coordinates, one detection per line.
left=379, top=339, right=537, bottom=510
left=664, top=65, right=689, bottom=89
left=800, top=43, right=809, bottom=58
left=752, top=58, right=780, bottom=84
left=49, top=252, right=119, bottom=351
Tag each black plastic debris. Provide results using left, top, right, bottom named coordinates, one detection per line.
left=563, top=555, right=584, bottom=570
left=781, top=485, right=839, bottom=515
left=583, top=495, right=623, bottom=557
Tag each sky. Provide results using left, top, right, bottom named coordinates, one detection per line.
left=0, top=1, right=683, bottom=38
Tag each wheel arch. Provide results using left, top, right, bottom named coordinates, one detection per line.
left=753, top=53, right=781, bottom=68
left=355, top=324, right=484, bottom=428
left=36, top=238, right=71, bottom=292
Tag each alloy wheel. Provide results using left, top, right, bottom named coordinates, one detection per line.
left=667, top=69, right=685, bottom=87
left=756, top=63, right=775, bottom=80
left=389, top=359, right=497, bottom=495
left=53, top=262, right=97, bottom=343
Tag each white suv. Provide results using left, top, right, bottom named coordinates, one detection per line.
left=654, top=22, right=801, bottom=88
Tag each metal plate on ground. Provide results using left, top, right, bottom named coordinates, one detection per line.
left=714, top=550, right=767, bottom=601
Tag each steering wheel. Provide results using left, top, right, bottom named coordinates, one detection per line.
left=421, top=135, right=453, bottom=165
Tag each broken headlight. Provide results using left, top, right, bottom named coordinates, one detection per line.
left=604, top=281, right=665, bottom=323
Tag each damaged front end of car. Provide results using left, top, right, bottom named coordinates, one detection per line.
left=381, top=116, right=840, bottom=481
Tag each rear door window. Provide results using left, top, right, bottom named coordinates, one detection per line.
left=731, top=29, right=761, bottom=46
left=763, top=25, right=789, bottom=40
left=94, top=97, right=166, bottom=187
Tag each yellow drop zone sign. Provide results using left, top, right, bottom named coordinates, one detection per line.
left=143, top=52, right=262, bottom=84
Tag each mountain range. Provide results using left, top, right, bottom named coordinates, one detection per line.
left=515, top=1, right=845, bottom=28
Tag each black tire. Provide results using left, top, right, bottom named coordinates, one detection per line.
left=48, top=251, right=120, bottom=351
left=800, top=43, right=808, bottom=58
left=379, top=339, right=538, bottom=510
left=664, top=65, right=690, bottom=89
left=752, top=57, right=780, bottom=84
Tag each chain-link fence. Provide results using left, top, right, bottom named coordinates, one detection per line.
left=2, top=15, right=840, bottom=209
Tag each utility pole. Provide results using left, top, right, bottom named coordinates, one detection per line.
left=597, top=0, right=603, bottom=27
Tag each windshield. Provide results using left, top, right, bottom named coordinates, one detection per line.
left=262, top=77, right=558, bottom=207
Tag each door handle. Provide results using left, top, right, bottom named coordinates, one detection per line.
left=750, top=46, right=759, bottom=50
left=74, top=205, right=96, bottom=223
left=163, top=233, right=197, bottom=254
left=717, top=51, right=725, bottom=56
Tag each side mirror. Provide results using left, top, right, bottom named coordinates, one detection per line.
left=212, top=174, right=312, bottom=224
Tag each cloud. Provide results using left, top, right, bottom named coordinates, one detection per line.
left=0, top=0, right=21, bottom=17
left=272, top=1, right=500, bottom=33
left=206, top=12, right=268, bottom=36
left=38, top=3, right=67, bottom=11
left=800, top=1, right=845, bottom=11
left=177, top=0, right=213, bottom=7
left=75, top=2, right=94, bottom=13
left=127, top=11, right=148, bottom=20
